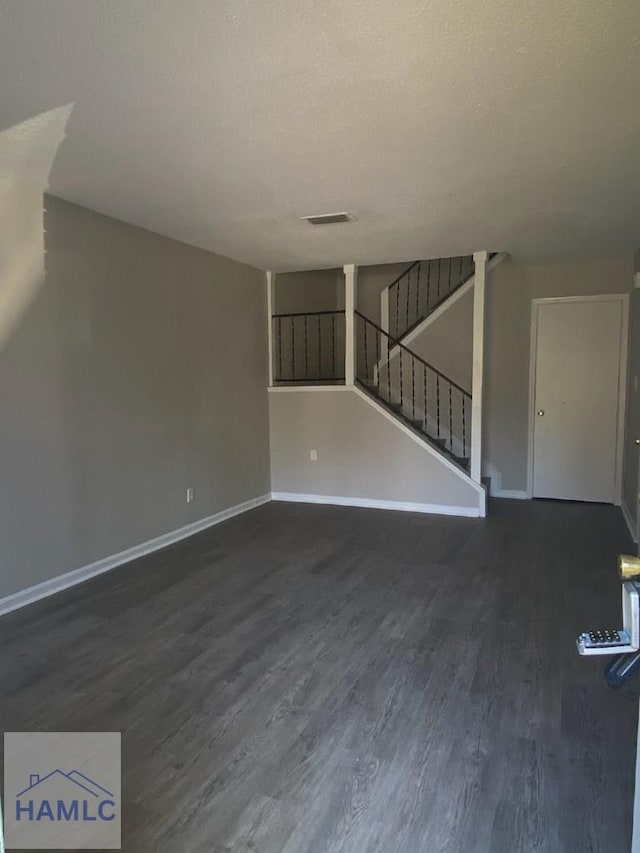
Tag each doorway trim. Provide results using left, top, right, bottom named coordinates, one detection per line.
left=526, top=293, right=629, bottom=503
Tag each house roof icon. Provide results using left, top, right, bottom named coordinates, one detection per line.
left=16, top=769, right=114, bottom=799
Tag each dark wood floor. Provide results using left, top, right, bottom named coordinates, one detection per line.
left=1, top=499, right=637, bottom=852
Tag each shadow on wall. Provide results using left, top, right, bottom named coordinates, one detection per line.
left=0, top=104, right=73, bottom=350
left=0, top=104, right=80, bottom=594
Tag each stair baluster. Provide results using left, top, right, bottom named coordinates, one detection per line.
left=386, top=254, right=476, bottom=342
left=355, top=310, right=471, bottom=471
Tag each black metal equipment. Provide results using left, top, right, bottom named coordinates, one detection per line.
left=604, top=651, right=640, bottom=689
left=577, top=554, right=640, bottom=688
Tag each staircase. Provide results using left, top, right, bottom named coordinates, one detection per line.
left=385, top=254, right=475, bottom=343
left=270, top=254, right=494, bottom=475
left=355, top=310, right=471, bottom=471
left=268, top=254, right=495, bottom=519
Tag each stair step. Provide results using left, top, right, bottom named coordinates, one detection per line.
left=410, top=425, right=448, bottom=450
left=357, top=381, right=473, bottom=477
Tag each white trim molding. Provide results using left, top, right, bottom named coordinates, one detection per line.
left=343, top=264, right=358, bottom=385
left=527, top=294, right=629, bottom=503
left=492, top=489, right=528, bottom=500
left=470, top=250, right=489, bottom=484
left=380, top=286, right=389, bottom=363
left=268, top=385, right=351, bottom=393
left=271, top=492, right=482, bottom=517
left=0, top=493, right=272, bottom=618
left=266, top=271, right=275, bottom=387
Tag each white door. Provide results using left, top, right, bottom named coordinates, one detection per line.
left=532, top=297, right=625, bottom=503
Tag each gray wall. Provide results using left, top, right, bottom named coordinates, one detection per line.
left=623, top=250, right=640, bottom=527
left=274, top=268, right=342, bottom=314
left=269, top=389, right=481, bottom=510
left=272, top=268, right=345, bottom=382
left=484, top=256, right=633, bottom=492
left=274, top=262, right=411, bottom=325
left=0, top=183, right=270, bottom=598
left=408, top=287, right=473, bottom=392
left=356, top=262, right=410, bottom=325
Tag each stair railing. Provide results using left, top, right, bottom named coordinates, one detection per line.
left=355, top=310, right=471, bottom=465
left=272, top=310, right=346, bottom=383
left=385, top=255, right=475, bottom=342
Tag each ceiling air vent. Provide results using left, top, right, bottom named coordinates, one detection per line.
left=301, top=212, right=353, bottom=225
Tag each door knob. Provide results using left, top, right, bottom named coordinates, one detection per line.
left=537, top=409, right=545, bottom=417
left=635, top=439, right=640, bottom=446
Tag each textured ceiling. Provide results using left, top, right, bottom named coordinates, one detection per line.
left=1, top=0, right=639, bottom=271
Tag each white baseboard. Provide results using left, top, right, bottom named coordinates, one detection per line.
left=492, top=489, right=529, bottom=500
left=0, top=493, right=272, bottom=618
left=622, top=501, right=638, bottom=543
left=271, top=492, right=481, bottom=517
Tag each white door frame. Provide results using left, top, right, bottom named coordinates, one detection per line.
left=526, top=294, right=629, bottom=503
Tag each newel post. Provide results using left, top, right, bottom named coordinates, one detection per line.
left=380, top=286, right=390, bottom=364
left=470, top=250, right=488, bottom=484
left=344, top=264, right=358, bottom=385
left=266, top=271, right=275, bottom=387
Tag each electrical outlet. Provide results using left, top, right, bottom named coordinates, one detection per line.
left=310, top=449, right=318, bottom=462
left=186, top=487, right=195, bottom=504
